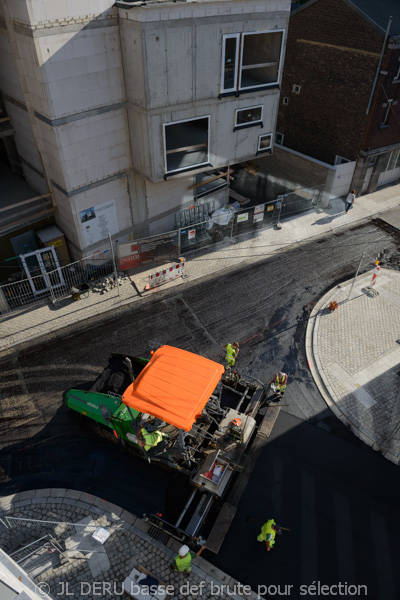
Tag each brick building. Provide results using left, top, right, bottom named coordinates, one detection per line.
left=274, top=0, right=400, bottom=198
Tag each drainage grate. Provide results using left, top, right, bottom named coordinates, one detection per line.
left=148, top=526, right=169, bottom=545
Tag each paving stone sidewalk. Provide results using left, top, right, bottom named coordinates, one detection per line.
left=1, top=184, right=399, bottom=354
left=306, top=268, right=400, bottom=464
left=0, top=489, right=259, bottom=600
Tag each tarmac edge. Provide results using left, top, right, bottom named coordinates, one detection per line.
left=305, top=268, right=400, bottom=466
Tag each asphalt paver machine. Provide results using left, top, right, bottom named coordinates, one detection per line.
left=66, top=345, right=267, bottom=551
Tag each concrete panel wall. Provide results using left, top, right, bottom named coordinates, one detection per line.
left=122, top=5, right=289, bottom=112
left=54, top=109, right=131, bottom=190
left=119, top=21, right=146, bottom=107
left=129, top=89, right=278, bottom=182
left=0, top=29, right=26, bottom=103
left=8, top=0, right=116, bottom=24
left=33, top=27, right=124, bottom=119
left=126, top=105, right=152, bottom=179
left=194, top=23, right=221, bottom=101
left=5, top=104, right=40, bottom=171
left=53, top=175, right=131, bottom=259
left=121, top=0, right=289, bottom=182
left=36, top=120, right=67, bottom=189
left=146, top=176, right=192, bottom=221
left=15, top=32, right=52, bottom=117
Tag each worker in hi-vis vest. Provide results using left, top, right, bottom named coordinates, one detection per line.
left=138, top=428, right=168, bottom=454
left=273, top=371, right=288, bottom=396
left=224, top=342, right=239, bottom=368
left=171, top=544, right=206, bottom=574
left=257, top=519, right=282, bottom=550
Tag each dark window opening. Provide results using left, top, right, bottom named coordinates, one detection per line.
left=235, top=106, right=263, bottom=128
left=164, top=117, right=209, bottom=175
left=258, top=134, right=272, bottom=152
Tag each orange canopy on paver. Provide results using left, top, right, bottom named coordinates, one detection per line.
left=121, top=345, right=225, bottom=431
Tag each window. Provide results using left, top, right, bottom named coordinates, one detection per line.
left=381, top=99, right=393, bottom=127
left=368, top=155, right=377, bottom=166
left=221, top=30, right=284, bottom=94
left=275, top=132, right=284, bottom=145
left=386, top=149, right=400, bottom=171
left=334, top=155, right=350, bottom=165
left=394, top=63, right=400, bottom=81
left=283, top=97, right=288, bottom=105
left=292, top=84, right=301, bottom=94
left=193, top=169, right=229, bottom=198
left=258, top=133, right=272, bottom=153
left=221, top=34, right=240, bottom=93
left=163, top=116, right=210, bottom=175
left=234, top=105, right=263, bottom=129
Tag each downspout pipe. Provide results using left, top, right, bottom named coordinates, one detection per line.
left=366, top=16, right=393, bottom=115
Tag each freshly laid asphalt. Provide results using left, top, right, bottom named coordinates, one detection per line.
left=1, top=183, right=400, bottom=598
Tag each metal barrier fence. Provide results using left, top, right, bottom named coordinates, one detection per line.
left=0, top=252, right=119, bottom=317
left=1, top=515, right=130, bottom=558
left=179, top=185, right=324, bottom=253
left=0, top=185, right=324, bottom=316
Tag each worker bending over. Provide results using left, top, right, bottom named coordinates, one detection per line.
left=138, top=427, right=168, bottom=456
left=171, top=544, right=206, bottom=575
left=224, top=342, right=239, bottom=368
left=273, top=371, right=288, bottom=397
left=257, top=519, right=282, bottom=551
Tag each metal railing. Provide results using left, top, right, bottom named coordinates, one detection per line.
left=0, top=252, right=118, bottom=317
left=1, top=515, right=129, bottom=557
left=0, top=184, right=324, bottom=316
left=179, top=184, right=325, bottom=252
left=0, top=193, right=56, bottom=236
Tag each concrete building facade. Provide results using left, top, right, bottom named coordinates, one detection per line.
left=0, top=0, right=290, bottom=262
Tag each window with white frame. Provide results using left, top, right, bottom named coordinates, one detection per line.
left=386, top=149, right=400, bottom=171
left=163, top=116, right=210, bottom=175
left=283, top=97, right=288, bottom=105
left=258, top=133, right=272, bottom=152
left=275, top=132, right=284, bottom=145
left=381, top=99, right=393, bottom=127
left=292, top=84, right=301, bottom=94
left=220, top=30, right=284, bottom=94
left=234, top=105, right=263, bottom=129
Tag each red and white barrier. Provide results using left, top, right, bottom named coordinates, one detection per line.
left=147, top=259, right=185, bottom=290
left=370, top=260, right=380, bottom=286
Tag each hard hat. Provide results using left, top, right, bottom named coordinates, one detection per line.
left=230, top=418, right=242, bottom=427
left=179, top=545, right=190, bottom=556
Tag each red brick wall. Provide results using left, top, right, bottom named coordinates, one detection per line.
left=277, top=0, right=383, bottom=164
left=364, top=49, right=400, bottom=150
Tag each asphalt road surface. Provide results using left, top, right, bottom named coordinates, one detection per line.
left=1, top=218, right=400, bottom=599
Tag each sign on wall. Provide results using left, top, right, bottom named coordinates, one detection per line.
left=80, top=200, right=118, bottom=246
left=118, top=231, right=180, bottom=270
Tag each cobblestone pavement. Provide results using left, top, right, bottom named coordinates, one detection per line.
left=1, top=184, right=399, bottom=353
left=0, top=489, right=257, bottom=600
left=306, top=268, right=400, bottom=464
